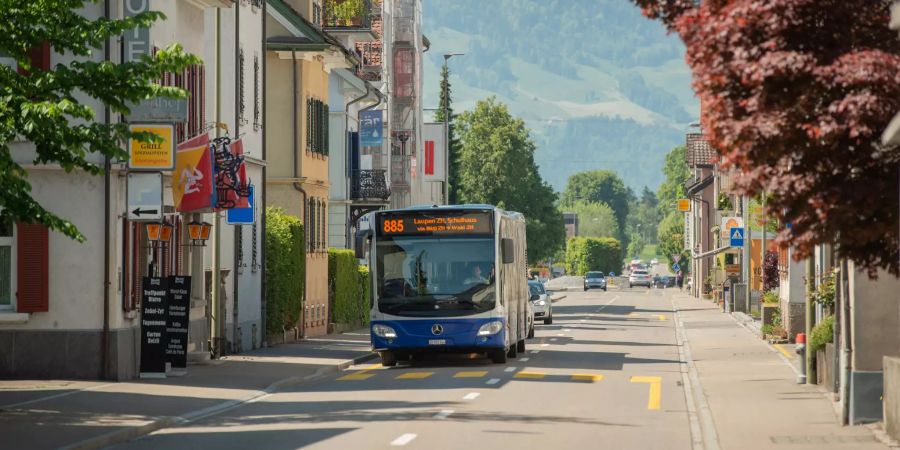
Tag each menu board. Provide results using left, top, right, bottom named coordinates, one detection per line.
left=166, top=276, right=191, bottom=371
left=140, top=277, right=169, bottom=378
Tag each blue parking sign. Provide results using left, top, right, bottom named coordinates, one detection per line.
left=226, top=185, right=255, bottom=225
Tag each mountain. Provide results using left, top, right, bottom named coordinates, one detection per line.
left=421, top=0, right=699, bottom=192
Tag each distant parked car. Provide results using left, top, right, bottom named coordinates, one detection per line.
left=584, top=271, right=607, bottom=291
left=650, top=258, right=659, bottom=265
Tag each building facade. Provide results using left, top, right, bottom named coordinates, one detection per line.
left=0, top=0, right=266, bottom=379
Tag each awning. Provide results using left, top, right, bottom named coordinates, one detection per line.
left=692, top=245, right=731, bottom=260
left=685, top=175, right=714, bottom=196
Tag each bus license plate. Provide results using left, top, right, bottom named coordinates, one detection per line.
left=428, top=339, right=446, bottom=345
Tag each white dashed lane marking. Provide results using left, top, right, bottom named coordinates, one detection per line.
left=486, top=378, right=500, bottom=385
left=504, top=366, right=517, bottom=373
left=434, top=410, right=454, bottom=419
left=391, top=433, right=417, bottom=446
left=463, top=392, right=480, bottom=400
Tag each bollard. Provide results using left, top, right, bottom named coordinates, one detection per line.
left=795, top=333, right=807, bottom=384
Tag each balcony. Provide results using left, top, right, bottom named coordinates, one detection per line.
left=323, top=0, right=377, bottom=40
left=351, top=169, right=390, bottom=201
left=354, top=41, right=382, bottom=82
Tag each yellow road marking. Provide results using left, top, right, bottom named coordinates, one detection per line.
left=773, top=344, right=794, bottom=359
left=571, top=373, right=604, bottom=382
left=396, top=372, right=434, bottom=379
left=656, top=315, right=666, bottom=321
left=337, top=363, right=380, bottom=381
left=628, top=312, right=638, bottom=317
left=513, top=372, right=545, bottom=379
left=631, top=376, right=662, bottom=410
left=454, top=371, right=488, bottom=378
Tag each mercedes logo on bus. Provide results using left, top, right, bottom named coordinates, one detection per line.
left=431, top=324, right=443, bottom=335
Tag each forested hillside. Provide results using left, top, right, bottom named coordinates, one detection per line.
left=422, top=0, right=699, bottom=191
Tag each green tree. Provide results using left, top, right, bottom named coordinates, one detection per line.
left=657, top=211, right=687, bottom=269
left=626, top=186, right=659, bottom=245
left=434, top=64, right=461, bottom=204
left=565, top=236, right=621, bottom=276
left=0, top=2, right=198, bottom=241
left=455, top=97, right=565, bottom=262
left=563, top=201, right=618, bottom=238
left=626, top=231, right=646, bottom=259
left=561, top=170, right=630, bottom=239
left=656, top=145, right=691, bottom=218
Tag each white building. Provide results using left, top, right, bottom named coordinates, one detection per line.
left=0, top=0, right=266, bottom=379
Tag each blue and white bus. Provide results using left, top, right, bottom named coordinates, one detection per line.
left=356, top=205, right=529, bottom=366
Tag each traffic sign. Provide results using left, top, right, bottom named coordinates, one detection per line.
left=127, top=172, right=163, bottom=221
left=129, top=124, right=175, bottom=171
left=729, top=227, right=745, bottom=247
left=721, top=216, right=744, bottom=239
left=672, top=263, right=681, bottom=272
left=226, top=185, right=255, bottom=225
left=677, top=199, right=690, bottom=212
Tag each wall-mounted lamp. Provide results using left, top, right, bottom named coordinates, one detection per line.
left=188, top=221, right=212, bottom=246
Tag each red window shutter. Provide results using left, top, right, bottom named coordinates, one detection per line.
left=17, top=42, right=51, bottom=75
left=16, top=223, right=49, bottom=313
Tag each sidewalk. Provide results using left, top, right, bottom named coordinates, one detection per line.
left=672, top=293, right=889, bottom=450
left=0, top=329, right=374, bottom=450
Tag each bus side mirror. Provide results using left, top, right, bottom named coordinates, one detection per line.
left=355, top=229, right=373, bottom=259
left=501, top=238, right=515, bottom=264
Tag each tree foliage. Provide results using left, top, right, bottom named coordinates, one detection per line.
left=0, top=1, right=198, bottom=240
left=626, top=186, right=659, bottom=245
left=561, top=170, right=631, bottom=239
left=328, top=249, right=369, bottom=327
left=434, top=64, right=461, bottom=204
left=656, top=145, right=690, bottom=217
left=455, top=97, right=565, bottom=263
left=657, top=211, right=686, bottom=269
left=631, top=0, right=900, bottom=276
left=563, top=201, right=619, bottom=239
left=565, top=236, right=622, bottom=276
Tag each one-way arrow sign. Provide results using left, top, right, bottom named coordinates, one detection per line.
left=127, top=172, right=163, bottom=221
left=131, top=207, right=159, bottom=217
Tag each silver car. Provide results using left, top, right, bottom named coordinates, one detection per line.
left=584, top=271, right=607, bottom=291
left=528, top=280, right=553, bottom=325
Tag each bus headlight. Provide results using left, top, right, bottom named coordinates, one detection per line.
left=373, top=324, right=397, bottom=338
left=477, top=321, right=504, bottom=336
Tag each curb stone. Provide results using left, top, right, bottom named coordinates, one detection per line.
left=62, top=352, right=377, bottom=450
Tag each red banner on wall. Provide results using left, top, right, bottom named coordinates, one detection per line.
left=424, top=140, right=435, bottom=176
left=174, top=133, right=216, bottom=212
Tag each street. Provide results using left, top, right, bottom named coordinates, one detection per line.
left=111, top=287, right=688, bottom=450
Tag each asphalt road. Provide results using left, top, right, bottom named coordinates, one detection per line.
left=114, top=287, right=692, bottom=450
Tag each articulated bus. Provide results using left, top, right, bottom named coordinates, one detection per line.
left=356, top=205, right=529, bottom=366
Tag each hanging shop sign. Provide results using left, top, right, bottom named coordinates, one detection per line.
left=165, top=276, right=191, bottom=372
left=174, top=133, right=216, bottom=212
left=129, top=124, right=175, bottom=171
left=214, top=138, right=250, bottom=210
left=422, top=122, right=445, bottom=182
left=139, top=276, right=170, bottom=378
left=360, top=110, right=383, bottom=147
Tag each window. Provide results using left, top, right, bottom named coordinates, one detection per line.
left=0, top=221, right=13, bottom=310
left=157, top=53, right=206, bottom=143
left=238, top=48, right=246, bottom=125
left=253, top=53, right=261, bottom=131
left=306, top=98, right=329, bottom=156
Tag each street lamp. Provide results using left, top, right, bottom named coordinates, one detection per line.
left=442, top=53, right=464, bottom=205
left=188, top=221, right=213, bottom=247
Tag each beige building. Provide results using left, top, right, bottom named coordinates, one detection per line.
left=265, top=0, right=358, bottom=337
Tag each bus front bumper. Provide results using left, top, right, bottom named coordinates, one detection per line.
left=370, top=318, right=507, bottom=352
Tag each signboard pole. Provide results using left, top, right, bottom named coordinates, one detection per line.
left=140, top=277, right=170, bottom=378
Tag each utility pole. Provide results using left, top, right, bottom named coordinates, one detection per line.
left=441, top=53, right=463, bottom=205
left=742, top=195, right=750, bottom=311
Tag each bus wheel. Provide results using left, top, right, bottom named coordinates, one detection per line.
left=517, top=339, right=526, bottom=353
left=506, top=342, right=518, bottom=358
left=490, top=349, right=508, bottom=364
left=380, top=351, right=398, bottom=367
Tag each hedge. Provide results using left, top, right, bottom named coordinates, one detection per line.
left=328, top=248, right=370, bottom=327
left=810, top=315, right=835, bottom=354
left=265, top=207, right=305, bottom=336
left=565, top=236, right=621, bottom=276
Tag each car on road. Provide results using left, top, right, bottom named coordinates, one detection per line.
left=529, top=280, right=552, bottom=325
left=628, top=269, right=652, bottom=288
left=654, top=275, right=675, bottom=288
left=583, top=271, right=607, bottom=291
left=650, top=258, right=659, bottom=265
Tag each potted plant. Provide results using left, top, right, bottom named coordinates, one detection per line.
left=761, top=290, right=784, bottom=340
left=326, top=0, right=365, bottom=26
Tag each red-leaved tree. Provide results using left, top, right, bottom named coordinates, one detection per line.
left=631, top=0, right=900, bottom=276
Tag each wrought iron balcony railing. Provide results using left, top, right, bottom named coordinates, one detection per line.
left=351, top=169, right=390, bottom=201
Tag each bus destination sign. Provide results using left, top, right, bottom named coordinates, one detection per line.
left=378, top=211, right=493, bottom=236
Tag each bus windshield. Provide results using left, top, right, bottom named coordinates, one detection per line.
left=375, top=236, right=496, bottom=317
